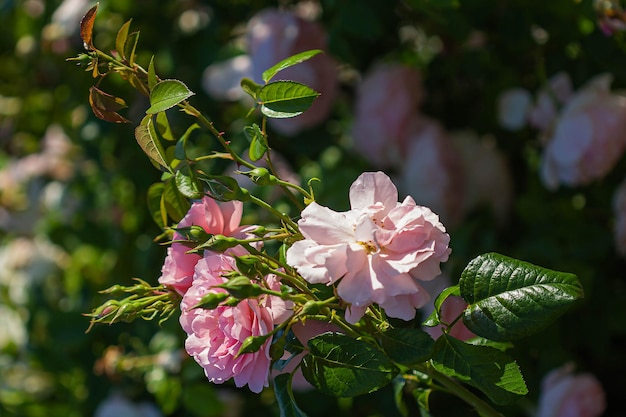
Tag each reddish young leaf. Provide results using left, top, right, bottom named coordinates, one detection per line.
left=88, top=86, right=130, bottom=123
left=80, top=3, right=99, bottom=51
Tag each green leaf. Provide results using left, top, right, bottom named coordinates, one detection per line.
left=155, top=111, right=175, bottom=141
left=174, top=123, right=200, bottom=161
left=431, top=334, right=527, bottom=405
left=262, top=49, right=323, bottom=83
left=115, top=19, right=132, bottom=61
left=423, top=285, right=460, bottom=327
left=124, top=31, right=139, bottom=66
left=274, top=374, right=308, bottom=417
left=147, top=79, right=195, bottom=114
left=258, top=81, right=319, bottom=119
left=243, top=124, right=267, bottom=161
left=459, top=253, right=584, bottom=341
left=163, top=178, right=190, bottom=222
left=412, top=388, right=433, bottom=417
left=175, top=164, right=203, bottom=199
left=146, top=182, right=166, bottom=229
left=241, top=77, right=262, bottom=100
left=148, top=56, right=158, bottom=90
left=135, top=115, right=170, bottom=171
left=301, top=332, right=399, bottom=398
left=380, top=328, right=434, bottom=366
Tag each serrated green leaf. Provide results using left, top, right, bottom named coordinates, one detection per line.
left=115, top=19, right=131, bottom=61
left=147, top=79, right=195, bottom=114
left=274, top=374, right=308, bottom=417
left=146, top=182, right=166, bottom=229
left=175, top=164, right=203, bottom=199
left=163, top=178, right=190, bottom=222
left=148, top=56, right=158, bottom=90
left=301, top=332, right=399, bottom=398
left=262, top=49, right=323, bottom=83
left=124, top=31, right=139, bottom=66
left=431, top=334, right=527, bottom=405
left=258, top=81, right=319, bottom=119
left=135, top=115, right=170, bottom=171
left=380, top=328, right=434, bottom=366
left=459, top=253, right=584, bottom=341
left=244, top=124, right=267, bottom=161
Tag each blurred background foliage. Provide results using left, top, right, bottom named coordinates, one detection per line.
left=0, top=0, right=624, bottom=416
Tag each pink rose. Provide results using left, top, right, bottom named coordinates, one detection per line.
left=352, top=63, right=424, bottom=168
left=536, top=363, right=606, bottom=417
left=399, top=118, right=465, bottom=228
left=286, top=171, right=451, bottom=323
left=158, top=196, right=257, bottom=296
left=528, top=72, right=573, bottom=132
left=452, top=130, right=513, bottom=225
left=540, top=74, right=626, bottom=189
left=180, top=254, right=291, bottom=393
left=246, top=9, right=338, bottom=136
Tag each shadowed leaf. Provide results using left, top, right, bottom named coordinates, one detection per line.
left=88, top=86, right=129, bottom=123
left=80, top=3, right=98, bottom=50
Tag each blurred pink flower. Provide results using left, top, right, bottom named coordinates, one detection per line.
left=424, top=295, right=475, bottom=341
left=399, top=118, right=465, bottom=228
left=247, top=9, right=338, bottom=136
left=352, top=63, right=424, bottom=168
left=497, top=87, right=532, bottom=131
left=536, top=363, right=606, bottom=417
left=180, top=254, right=291, bottom=393
left=286, top=171, right=450, bottom=323
left=452, top=131, right=513, bottom=225
left=528, top=72, right=573, bottom=132
left=159, top=196, right=258, bottom=295
left=539, top=74, right=626, bottom=189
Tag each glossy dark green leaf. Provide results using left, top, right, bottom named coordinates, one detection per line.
left=431, top=334, right=527, bottom=405
left=274, top=374, right=308, bottom=417
left=135, top=115, right=170, bottom=171
left=380, top=327, right=434, bottom=366
left=301, top=332, right=399, bottom=398
left=459, top=253, right=584, bottom=341
left=262, top=49, right=323, bottom=83
left=258, top=81, right=319, bottom=119
left=147, top=79, right=194, bottom=114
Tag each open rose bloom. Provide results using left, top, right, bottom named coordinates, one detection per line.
left=286, top=171, right=451, bottom=323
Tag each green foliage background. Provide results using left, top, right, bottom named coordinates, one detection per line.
left=0, top=0, right=623, bottom=416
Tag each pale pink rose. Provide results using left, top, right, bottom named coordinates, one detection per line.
left=180, top=254, right=291, bottom=393
left=528, top=72, right=573, bottom=132
left=352, top=63, right=424, bottom=168
left=536, top=363, right=606, bottom=417
left=286, top=171, right=451, bottom=323
left=399, top=118, right=465, bottom=229
left=247, top=9, right=338, bottom=136
left=612, top=176, right=626, bottom=256
left=540, top=74, right=626, bottom=189
left=158, top=196, right=257, bottom=296
left=452, top=131, right=513, bottom=225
